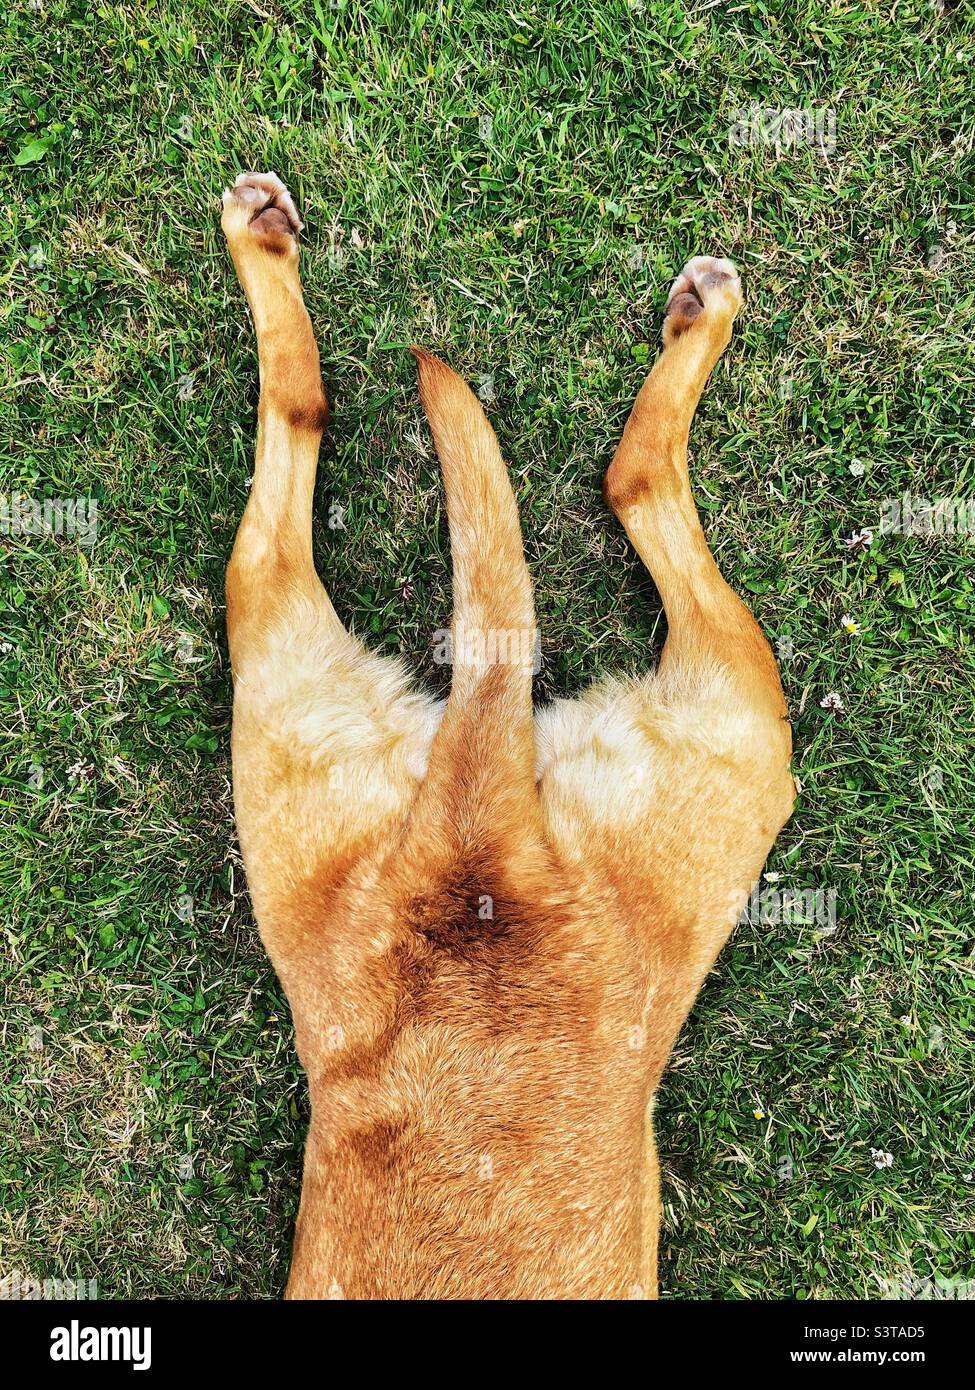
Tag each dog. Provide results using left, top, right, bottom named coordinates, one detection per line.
left=220, top=172, right=794, bottom=1300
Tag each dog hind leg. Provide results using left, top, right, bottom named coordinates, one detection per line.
left=221, top=174, right=440, bottom=980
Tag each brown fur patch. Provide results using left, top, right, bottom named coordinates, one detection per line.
left=288, top=398, right=330, bottom=433
left=259, top=235, right=290, bottom=257
left=603, top=469, right=651, bottom=513
left=343, top=1119, right=407, bottom=1179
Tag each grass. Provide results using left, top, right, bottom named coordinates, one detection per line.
left=1, top=0, right=973, bottom=1300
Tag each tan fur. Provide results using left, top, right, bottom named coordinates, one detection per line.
left=221, top=177, right=794, bottom=1301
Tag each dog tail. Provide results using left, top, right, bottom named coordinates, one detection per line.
left=410, top=347, right=538, bottom=805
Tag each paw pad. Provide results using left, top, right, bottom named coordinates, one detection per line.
left=221, top=172, right=303, bottom=252
left=663, top=255, right=742, bottom=342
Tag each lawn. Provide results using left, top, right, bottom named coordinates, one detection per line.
left=1, top=0, right=973, bottom=1300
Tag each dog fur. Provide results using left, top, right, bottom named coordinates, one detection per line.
left=220, top=172, right=794, bottom=1300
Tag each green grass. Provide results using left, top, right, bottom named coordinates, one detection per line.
left=1, top=0, right=973, bottom=1300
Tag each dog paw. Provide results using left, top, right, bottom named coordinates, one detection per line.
left=220, top=171, right=303, bottom=257
left=663, top=255, right=742, bottom=344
